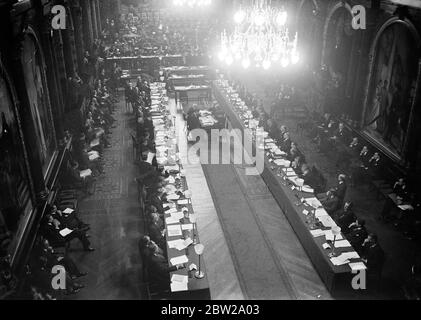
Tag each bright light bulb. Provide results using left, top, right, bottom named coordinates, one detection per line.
left=242, top=58, right=250, bottom=69
left=281, top=57, right=290, bottom=68
left=234, top=10, right=246, bottom=24
left=254, top=13, right=265, bottom=26
left=218, top=50, right=226, bottom=61
left=263, top=60, right=271, bottom=70
left=276, top=12, right=287, bottom=26
left=225, top=55, right=234, bottom=65
left=291, top=53, right=300, bottom=65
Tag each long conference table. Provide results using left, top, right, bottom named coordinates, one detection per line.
left=213, top=80, right=367, bottom=295
left=149, top=82, right=210, bottom=300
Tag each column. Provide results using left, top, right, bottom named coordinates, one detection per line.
left=70, top=0, right=85, bottom=71
left=90, top=0, right=98, bottom=40
left=40, top=18, right=65, bottom=140
left=81, top=0, right=94, bottom=52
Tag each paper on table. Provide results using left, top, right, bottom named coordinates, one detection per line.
left=181, top=224, right=193, bottom=231
left=63, top=208, right=74, bottom=215
left=349, top=262, right=367, bottom=271
left=324, top=230, right=343, bottom=241
left=322, top=243, right=331, bottom=250
left=170, top=212, right=184, bottom=220
left=334, top=240, right=352, bottom=248
left=302, top=209, right=309, bottom=215
left=167, top=225, right=182, bottom=237
left=178, top=199, right=189, bottom=205
left=305, top=197, right=322, bottom=208
left=315, top=208, right=329, bottom=218
left=167, top=194, right=180, bottom=200
left=318, top=215, right=337, bottom=228
left=89, top=153, right=100, bottom=161
left=340, top=252, right=360, bottom=260
left=165, top=216, right=180, bottom=225
left=59, top=228, right=73, bottom=237
left=301, top=186, right=314, bottom=194
left=183, top=238, right=193, bottom=247
left=398, top=204, right=414, bottom=211
left=310, top=229, right=325, bottom=237
left=170, top=281, right=188, bottom=292
left=171, top=274, right=188, bottom=283
left=90, top=139, right=100, bottom=147
left=80, top=169, right=92, bottom=178
left=170, top=255, right=189, bottom=266
left=330, top=257, right=350, bottom=266
left=166, top=208, right=178, bottom=214
left=166, top=176, right=176, bottom=184
left=168, top=239, right=184, bottom=249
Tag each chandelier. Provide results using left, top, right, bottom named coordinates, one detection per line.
left=218, top=0, right=299, bottom=70
left=172, top=0, right=212, bottom=7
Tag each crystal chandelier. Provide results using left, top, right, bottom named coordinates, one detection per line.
left=172, top=0, right=212, bottom=7
left=218, top=0, right=299, bottom=69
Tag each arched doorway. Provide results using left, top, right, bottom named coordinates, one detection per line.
left=361, top=18, right=420, bottom=159
left=321, top=3, right=355, bottom=114
left=296, top=0, right=322, bottom=71
left=20, top=29, right=57, bottom=176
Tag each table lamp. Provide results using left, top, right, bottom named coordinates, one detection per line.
left=184, top=190, right=192, bottom=205
left=328, top=226, right=342, bottom=258
left=190, top=214, right=197, bottom=244
left=194, top=244, right=205, bottom=279
left=295, top=178, right=304, bottom=192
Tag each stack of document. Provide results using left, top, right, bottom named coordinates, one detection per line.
left=174, top=238, right=193, bottom=251
left=167, top=193, right=180, bottom=201
left=170, top=255, right=189, bottom=266
left=170, top=212, right=184, bottom=220
left=334, top=240, right=352, bottom=248
left=181, top=224, right=193, bottom=231
left=330, top=256, right=350, bottom=266
left=310, top=229, right=325, bottom=237
left=168, top=239, right=184, bottom=249
left=315, top=208, right=329, bottom=218
left=167, top=224, right=182, bottom=237
left=166, top=216, right=180, bottom=225
left=301, top=186, right=314, bottom=194
left=339, top=252, right=360, bottom=260
left=170, top=274, right=188, bottom=292
left=324, top=230, right=343, bottom=241
left=59, top=228, right=73, bottom=237
left=318, top=215, right=336, bottom=228
left=349, top=262, right=367, bottom=271
left=305, top=197, right=322, bottom=208
left=80, top=169, right=92, bottom=178
left=63, top=208, right=74, bottom=215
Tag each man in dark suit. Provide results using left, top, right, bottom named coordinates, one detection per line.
left=42, top=214, right=94, bottom=252
left=361, top=234, right=385, bottom=278
left=347, top=219, right=368, bottom=253
left=141, top=237, right=185, bottom=288
left=335, top=202, right=356, bottom=234
left=280, top=132, right=292, bottom=153
left=332, top=174, right=347, bottom=203
left=321, top=190, right=341, bottom=216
